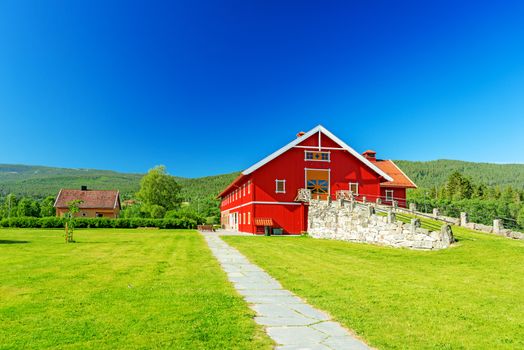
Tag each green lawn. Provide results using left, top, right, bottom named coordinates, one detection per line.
left=0, top=229, right=272, bottom=350
left=224, top=227, right=524, bottom=349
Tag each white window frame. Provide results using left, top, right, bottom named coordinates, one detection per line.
left=349, top=182, right=359, bottom=196
left=243, top=184, right=246, bottom=197
left=248, top=212, right=251, bottom=225
left=248, top=181, right=251, bottom=194
left=304, top=150, right=330, bottom=162
left=385, top=189, right=394, bottom=202
left=275, top=179, right=286, bottom=193
left=242, top=212, right=245, bottom=225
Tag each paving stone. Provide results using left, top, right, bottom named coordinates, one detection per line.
left=267, top=326, right=328, bottom=345
left=244, top=295, right=304, bottom=304
left=251, top=304, right=307, bottom=319
left=289, top=304, right=331, bottom=321
left=321, top=336, right=369, bottom=350
left=276, top=344, right=332, bottom=350
left=255, top=316, right=314, bottom=327
left=311, top=321, right=351, bottom=337
left=201, top=232, right=370, bottom=350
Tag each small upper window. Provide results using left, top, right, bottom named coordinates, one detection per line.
left=349, top=182, right=359, bottom=196
left=385, top=190, right=394, bottom=202
left=275, top=179, right=286, bottom=193
left=305, top=151, right=330, bottom=162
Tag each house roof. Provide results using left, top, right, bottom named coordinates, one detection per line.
left=244, top=125, right=392, bottom=177
left=218, top=125, right=395, bottom=198
left=54, top=189, right=121, bottom=209
left=217, top=125, right=405, bottom=198
left=370, top=160, right=417, bottom=189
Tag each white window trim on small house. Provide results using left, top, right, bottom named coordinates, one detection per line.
left=349, top=182, right=359, bottom=196
left=275, top=179, right=286, bottom=193
left=385, top=189, right=394, bottom=202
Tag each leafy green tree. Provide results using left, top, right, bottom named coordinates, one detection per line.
left=3, top=194, right=17, bottom=218
left=517, top=207, right=524, bottom=228
left=40, top=196, right=56, bottom=217
left=149, top=204, right=166, bottom=219
left=65, top=200, right=82, bottom=243
left=136, top=166, right=181, bottom=215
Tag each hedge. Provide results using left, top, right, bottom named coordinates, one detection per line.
left=0, top=217, right=198, bottom=229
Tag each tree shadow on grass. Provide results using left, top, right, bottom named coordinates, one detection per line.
left=0, top=240, right=30, bottom=244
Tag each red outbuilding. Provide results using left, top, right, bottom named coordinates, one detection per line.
left=218, top=125, right=416, bottom=235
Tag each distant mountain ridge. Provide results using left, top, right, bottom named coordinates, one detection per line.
left=0, top=159, right=522, bottom=199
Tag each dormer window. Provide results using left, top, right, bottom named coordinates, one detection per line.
left=305, top=151, right=330, bottom=162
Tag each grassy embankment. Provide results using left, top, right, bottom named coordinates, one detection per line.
left=224, top=222, right=524, bottom=349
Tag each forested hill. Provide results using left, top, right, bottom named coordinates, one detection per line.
left=0, top=164, right=239, bottom=199
left=0, top=160, right=522, bottom=199
left=395, top=160, right=524, bottom=189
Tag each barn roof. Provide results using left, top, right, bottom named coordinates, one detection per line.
left=371, top=160, right=417, bottom=189
left=54, top=189, right=121, bottom=209
left=217, top=125, right=395, bottom=198
left=242, top=125, right=393, bottom=180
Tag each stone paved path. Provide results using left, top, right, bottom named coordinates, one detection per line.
left=202, top=232, right=371, bottom=350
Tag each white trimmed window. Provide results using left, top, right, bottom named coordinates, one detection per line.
left=305, top=151, right=330, bottom=162
left=248, top=181, right=251, bottom=194
left=242, top=212, right=245, bottom=224
left=275, top=179, right=286, bottom=193
left=243, top=184, right=246, bottom=197
left=349, top=182, right=359, bottom=196
left=248, top=212, right=251, bottom=224
left=386, top=190, right=394, bottom=202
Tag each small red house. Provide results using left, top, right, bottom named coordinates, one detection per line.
left=54, top=187, right=121, bottom=218
left=218, top=125, right=416, bottom=234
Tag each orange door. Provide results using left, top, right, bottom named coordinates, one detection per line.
left=305, top=169, right=330, bottom=200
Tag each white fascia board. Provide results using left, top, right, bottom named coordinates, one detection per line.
left=242, top=125, right=324, bottom=175
left=242, top=125, right=394, bottom=182
left=317, top=126, right=394, bottom=182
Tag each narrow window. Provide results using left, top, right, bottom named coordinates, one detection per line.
left=275, top=179, right=286, bottom=193
left=349, top=182, right=359, bottom=196
left=386, top=190, right=394, bottom=202
left=243, top=184, right=246, bottom=197
left=248, top=212, right=251, bottom=224
left=248, top=181, right=251, bottom=194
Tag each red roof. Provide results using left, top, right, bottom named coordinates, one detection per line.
left=54, top=189, right=121, bottom=209
left=371, top=160, right=417, bottom=188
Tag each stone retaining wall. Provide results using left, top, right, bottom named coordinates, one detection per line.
left=308, top=200, right=454, bottom=250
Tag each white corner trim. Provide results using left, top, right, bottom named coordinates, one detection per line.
left=241, top=125, right=393, bottom=182
left=53, top=189, right=63, bottom=208
left=114, top=191, right=120, bottom=209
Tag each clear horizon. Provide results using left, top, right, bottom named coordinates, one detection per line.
left=1, top=1, right=523, bottom=177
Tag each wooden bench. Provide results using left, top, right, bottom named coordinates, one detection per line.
left=197, top=225, right=215, bottom=232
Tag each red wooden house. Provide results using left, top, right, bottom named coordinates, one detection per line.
left=218, top=125, right=416, bottom=235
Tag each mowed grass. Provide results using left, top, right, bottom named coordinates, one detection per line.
left=0, top=229, right=272, bottom=350
left=224, top=227, right=524, bottom=349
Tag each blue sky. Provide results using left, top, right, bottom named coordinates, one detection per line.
left=0, top=1, right=523, bottom=177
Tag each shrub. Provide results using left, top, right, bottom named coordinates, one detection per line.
left=0, top=216, right=199, bottom=229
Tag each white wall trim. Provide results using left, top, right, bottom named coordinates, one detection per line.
left=223, top=200, right=302, bottom=212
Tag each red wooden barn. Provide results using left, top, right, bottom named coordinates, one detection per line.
left=218, top=125, right=416, bottom=235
